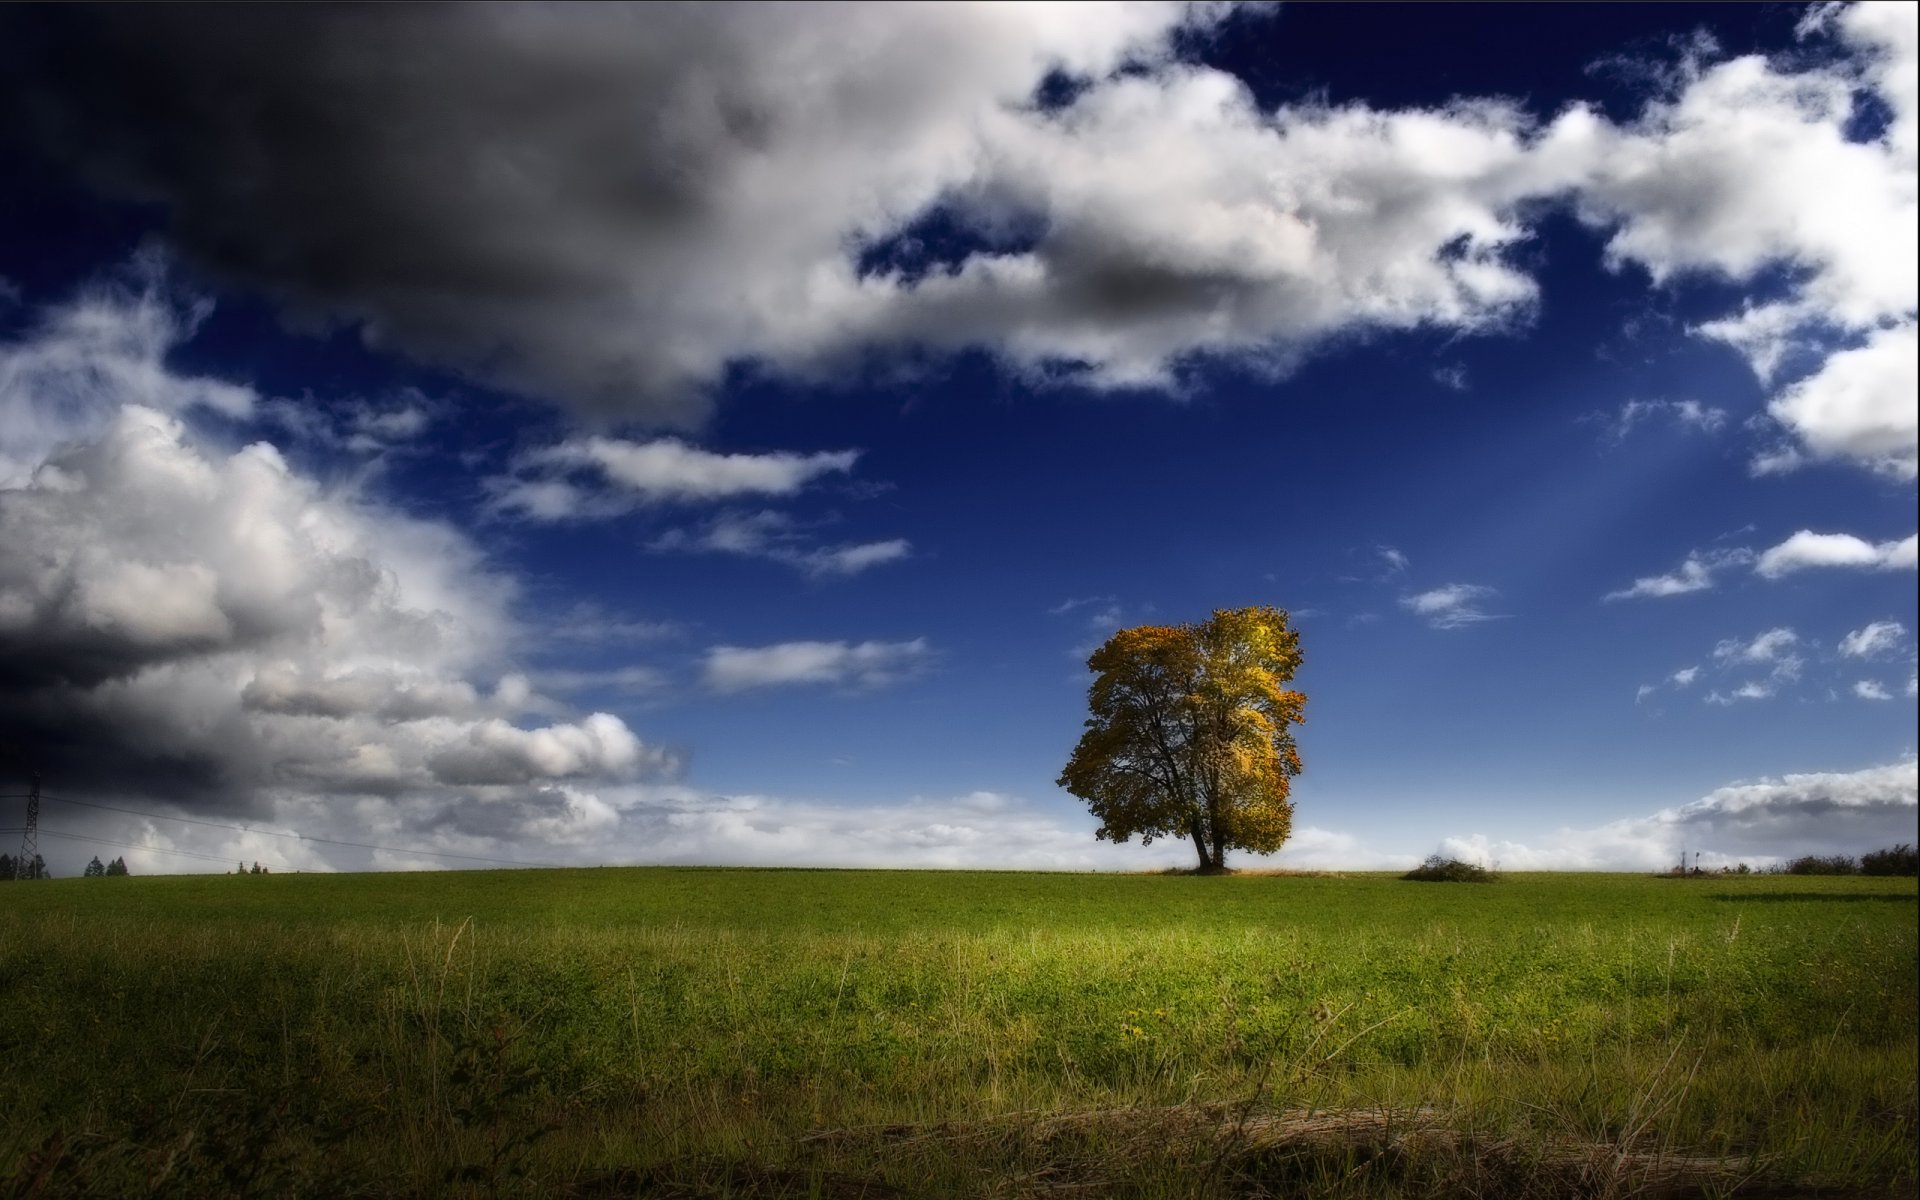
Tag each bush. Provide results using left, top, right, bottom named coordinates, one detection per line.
left=1861, top=843, right=1919, bottom=876
left=1402, top=855, right=1497, bottom=883
left=1784, top=854, right=1858, bottom=876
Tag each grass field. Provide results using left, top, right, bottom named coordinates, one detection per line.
left=1, top=868, right=1914, bottom=1198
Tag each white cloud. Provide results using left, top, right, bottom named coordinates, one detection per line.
left=1606, top=546, right=1753, bottom=600
left=1853, top=679, right=1893, bottom=701
left=1713, top=626, right=1799, bottom=665
left=650, top=510, right=911, bottom=577
left=702, top=638, right=931, bottom=693
left=427, top=712, right=666, bottom=785
left=0, top=256, right=253, bottom=486
left=1755, top=529, right=1918, bottom=578
left=497, top=436, right=860, bottom=518
left=1701, top=627, right=1805, bottom=704
left=1440, top=757, right=1918, bottom=870
left=1840, top=620, right=1908, bottom=659
left=1400, top=583, right=1502, bottom=629
left=1755, top=323, right=1918, bottom=480
left=1544, top=9, right=1917, bottom=480
left=806, top=538, right=914, bottom=576
left=1706, top=680, right=1778, bottom=705
left=1671, top=666, right=1700, bottom=687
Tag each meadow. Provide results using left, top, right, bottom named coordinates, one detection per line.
left=0, top=868, right=1913, bottom=1198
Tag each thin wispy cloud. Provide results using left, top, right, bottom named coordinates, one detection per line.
left=1400, top=583, right=1503, bottom=629
left=1591, top=398, right=1728, bottom=442
left=651, top=511, right=911, bottom=578
left=1605, top=547, right=1753, bottom=600
left=702, top=638, right=932, bottom=693
left=1840, top=620, right=1907, bottom=659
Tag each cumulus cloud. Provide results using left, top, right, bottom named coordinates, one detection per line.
left=1549, top=7, right=1917, bottom=479
left=0, top=255, right=253, bottom=485
left=1440, top=757, right=1918, bottom=870
left=1853, top=679, right=1893, bottom=701
left=702, top=638, right=931, bottom=693
left=1400, top=583, right=1502, bottom=629
left=0, top=279, right=674, bottom=870
left=10, top=5, right=1906, bottom=433
left=427, top=712, right=667, bottom=786
left=1754, top=529, right=1918, bottom=578
left=1606, top=546, right=1753, bottom=600
left=1753, top=323, right=1918, bottom=480
left=1840, top=620, right=1907, bottom=659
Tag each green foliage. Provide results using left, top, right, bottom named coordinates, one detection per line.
left=0, top=868, right=1912, bottom=1197
left=1401, top=855, right=1498, bottom=883
left=1862, top=843, right=1919, bottom=876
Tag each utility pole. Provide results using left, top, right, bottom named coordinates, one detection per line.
left=17, top=774, right=38, bottom=880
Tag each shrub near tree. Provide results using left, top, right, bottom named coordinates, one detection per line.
left=1785, top=854, right=1859, bottom=875
left=1861, top=843, right=1918, bottom=876
left=1058, top=606, right=1305, bottom=873
left=1403, top=855, right=1498, bottom=883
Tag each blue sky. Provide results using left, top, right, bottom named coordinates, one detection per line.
left=0, top=3, right=1913, bottom=874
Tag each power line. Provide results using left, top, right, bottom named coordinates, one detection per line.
left=28, top=828, right=243, bottom=867
left=0, top=792, right=563, bottom=869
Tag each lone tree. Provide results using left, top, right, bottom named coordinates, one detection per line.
left=1059, top=606, right=1305, bottom=872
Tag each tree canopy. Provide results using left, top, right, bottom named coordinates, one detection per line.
left=1058, top=606, right=1305, bottom=872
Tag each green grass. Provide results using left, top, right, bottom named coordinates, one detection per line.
left=2, top=868, right=1914, bottom=1197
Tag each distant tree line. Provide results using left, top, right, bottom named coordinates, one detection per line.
left=1782, top=844, right=1917, bottom=876
left=2, top=853, right=138, bottom=879
left=0, top=853, right=49, bottom=880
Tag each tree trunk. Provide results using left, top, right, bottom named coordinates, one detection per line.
left=1189, top=818, right=1214, bottom=871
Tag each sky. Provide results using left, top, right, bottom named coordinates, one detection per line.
left=0, top=2, right=1914, bottom=876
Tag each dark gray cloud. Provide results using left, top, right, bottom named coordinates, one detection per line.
left=4, top=4, right=1197, bottom=422
left=8, top=5, right=1911, bottom=452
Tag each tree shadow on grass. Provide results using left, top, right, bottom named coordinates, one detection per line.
left=1709, top=892, right=1917, bottom=903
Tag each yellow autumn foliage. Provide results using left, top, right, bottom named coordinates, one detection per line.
left=1057, top=606, right=1304, bottom=870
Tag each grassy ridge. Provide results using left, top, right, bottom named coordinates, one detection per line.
left=1, top=869, right=1914, bottom=1197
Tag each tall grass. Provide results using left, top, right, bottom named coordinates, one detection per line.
left=1, top=869, right=1913, bottom=1196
